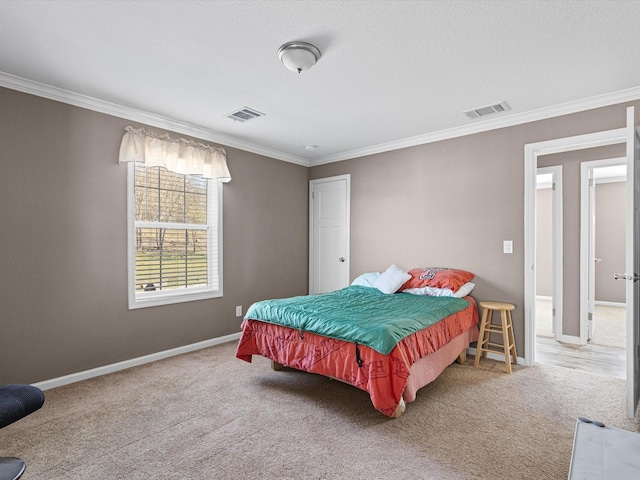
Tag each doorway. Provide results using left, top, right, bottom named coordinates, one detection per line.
left=524, top=127, right=627, bottom=367
left=535, top=161, right=627, bottom=378
left=525, top=107, right=640, bottom=418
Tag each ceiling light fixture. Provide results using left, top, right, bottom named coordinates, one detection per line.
left=278, top=41, right=321, bottom=74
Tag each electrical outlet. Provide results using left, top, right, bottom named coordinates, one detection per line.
left=503, top=240, right=513, bottom=254
left=235, top=306, right=242, bottom=317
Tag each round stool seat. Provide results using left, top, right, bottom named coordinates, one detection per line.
left=479, top=301, right=515, bottom=311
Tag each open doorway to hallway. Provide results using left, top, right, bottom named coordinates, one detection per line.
left=535, top=164, right=627, bottom=378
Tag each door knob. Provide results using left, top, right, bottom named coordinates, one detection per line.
left=339, top=257, right=345, bottom=262
left=614, top=273, right=640, bottom=282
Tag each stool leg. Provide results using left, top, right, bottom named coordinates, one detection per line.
left=474, top=307, right=490, bottom=367
left=481, top=309, right=492, bottom=359
left=501, top=310, right=512, bottom=374
left=507, top=310, right=517, bottom=365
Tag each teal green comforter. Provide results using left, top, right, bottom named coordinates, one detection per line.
left=244, top=285, right=470, bottom=355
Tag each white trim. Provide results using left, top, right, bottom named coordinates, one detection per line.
left=524, top=128, right=627, bottom=367
left=310, top=87, right=640, bottom=166
left=596, top=300, right=627, bottom=308
left=467, top=347, right=525, bottom=367
left=2, top=71, right=640, bottom=168
left=32, top=333, right=241, bottom=391
left=0, top=71, right=309, bottom=167
left=536, top=295, right=553, bottom=301
left=537, top=180, right=554, bottom=190
left=537, top=165, right=563, bottom=341
left=597, top=176, right=627, bottom=185
left=580, top=161, right=593, bottom=345
left=553, top=167, right=563, bottom=341
left=555, top=334, right=583, bottom=345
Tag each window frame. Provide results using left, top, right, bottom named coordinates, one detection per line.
left=126, top=162, right=223, bottom=309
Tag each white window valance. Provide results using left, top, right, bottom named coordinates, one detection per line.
left=119, top=126, right=231, bottom=182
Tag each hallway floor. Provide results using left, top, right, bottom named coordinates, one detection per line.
left=535, top=299, right=626, bottom=379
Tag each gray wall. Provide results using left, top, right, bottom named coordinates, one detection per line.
left=3, top=84, right=639, bottom=383
left=536, top=180, right=626, bottom=303
left=310, top=101, right=640, bottom=355
left=0, top=87, right=309, bottom=384
left=595, top=181, right=626, bottom=303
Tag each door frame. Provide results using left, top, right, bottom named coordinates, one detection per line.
left=309, top=174, right=351, bottom=294
left=536, top=165, right=564, bottom=341
left=579, top=157, right=627, bottom=345
left=524, top=127, right=626, bottom=366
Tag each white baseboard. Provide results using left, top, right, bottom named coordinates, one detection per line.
left=33, top=332, right=242, bottom=391
left=556, top=334, right=583, bottom=345
left=537, top=297, right=626, bottom=309
left=466, top=347, right=525, bottom=367
left=595, top=300, right=626, bottom=308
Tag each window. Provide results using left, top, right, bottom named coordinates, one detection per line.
left=127, top=163, right=222, bottom=308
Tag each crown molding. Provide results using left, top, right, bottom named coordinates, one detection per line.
left=309, top=86, right=640, bottom=166
left=3, top=70, right=639, bottom=169
left=0, top=71, right=310, bottom=167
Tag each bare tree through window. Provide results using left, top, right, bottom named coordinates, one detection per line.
left=134, top=165, right=209, bottom=292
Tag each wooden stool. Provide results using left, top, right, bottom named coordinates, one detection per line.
left=474, top=301, right=517, bottom=373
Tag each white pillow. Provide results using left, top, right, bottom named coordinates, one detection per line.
left=403, top=286, right=455, bottom=297
left=454, top=281, right=475, bottom=298
left=351, top=272, right=381, bottom=288
left=374, top=264, right=411, bottom=294
left=403, top=281, right=476, bottom=298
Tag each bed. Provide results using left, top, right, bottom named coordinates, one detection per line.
left=235, top=266, right=480, bottom=418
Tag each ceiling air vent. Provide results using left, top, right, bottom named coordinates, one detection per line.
left=462, top=101, right=511, bottom=120
left=225, top=106, right=265, bottom=123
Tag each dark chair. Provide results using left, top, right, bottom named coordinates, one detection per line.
left=0, top=385, right=45, bottom=480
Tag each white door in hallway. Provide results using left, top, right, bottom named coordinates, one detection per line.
left=624, top=106, right=640, bottom=418
left=309, top=175, right=350, bottom=294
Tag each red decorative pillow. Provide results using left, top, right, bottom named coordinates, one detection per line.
left=400, top=267, right=475, bottom=293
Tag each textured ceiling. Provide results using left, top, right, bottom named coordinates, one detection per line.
left=1, top=1, right=640, bottom=166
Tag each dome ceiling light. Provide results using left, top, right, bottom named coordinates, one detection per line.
left=278, top=41, right=321, bottom=74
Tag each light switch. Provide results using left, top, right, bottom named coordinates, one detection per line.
left=503, top=240, right=513, bottom=254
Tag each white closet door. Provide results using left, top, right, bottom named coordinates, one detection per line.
left=309, top=175, right=350, bottom=294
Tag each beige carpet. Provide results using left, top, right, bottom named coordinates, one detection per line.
left=3, top=341, right=640, bottom=479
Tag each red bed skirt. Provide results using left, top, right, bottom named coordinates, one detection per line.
left=236, top=297, right=479, bottom=417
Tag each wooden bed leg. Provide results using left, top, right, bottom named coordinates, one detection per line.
left=271, top=360, right=284, bottom=371
left=391, top=398, right=406, bottom=419
left=457, top=349, right=467, bottom=364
